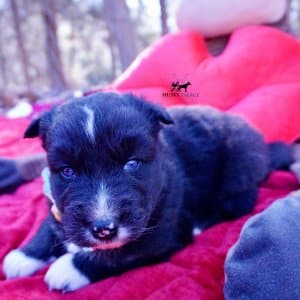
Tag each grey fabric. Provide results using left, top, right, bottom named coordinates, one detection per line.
left=0, top=154, right=47, bottom=195
left=15, top=153, right=47, bottom=181
left=224, top=191, right=300, bottom=300
left=0, top=158, right=24, bottom=194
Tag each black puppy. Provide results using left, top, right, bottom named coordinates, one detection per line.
left=2, top=92, right=291, bottom=292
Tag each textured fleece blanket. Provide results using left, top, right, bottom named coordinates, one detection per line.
left=1, top=26, right=300, bottom=299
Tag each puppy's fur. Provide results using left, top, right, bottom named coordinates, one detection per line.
left=2, top=93, right=291, bottom=291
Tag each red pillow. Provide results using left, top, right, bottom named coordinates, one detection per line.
left=105, top=26, right=300, bottom=142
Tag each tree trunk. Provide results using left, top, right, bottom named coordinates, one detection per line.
left=107, top=36, right=118, bottom=80
left=159, top=0, right=169, bottom=35
left=10, top=0, right=31, bottom=88
left=40, top=0, right=67, bottom=94
left=103, top=0, right=138, bottom=71
left=0, top=28, right=7, bottom=86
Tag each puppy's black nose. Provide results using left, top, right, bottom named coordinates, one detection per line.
left=91, top=220, right=117, bottom=240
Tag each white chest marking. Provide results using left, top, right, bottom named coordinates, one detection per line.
left=66, top=242, right=82, bottom=253
left=193, top=227, right=203, bottom=236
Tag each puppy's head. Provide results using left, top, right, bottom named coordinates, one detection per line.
left=25, top=92, right=173, bottom=250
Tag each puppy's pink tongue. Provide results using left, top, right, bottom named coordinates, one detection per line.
left=92, top=241, right=124, bottom=251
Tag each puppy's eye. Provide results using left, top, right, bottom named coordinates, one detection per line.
left=123, top=159, right=141, bottom=172
left=60, top=167, right=76, bottom=178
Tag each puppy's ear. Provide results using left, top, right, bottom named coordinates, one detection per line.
left=125, top=94, right=174, bottom=126
left=24, top=118, right=41, bottom=138
left=151, top=105, right=174, bottom=125
left=140, top=99, right=174, bottom=125
left=145, top=103, right=174, bottom=130
left=24, top=110, right=54, bottom=139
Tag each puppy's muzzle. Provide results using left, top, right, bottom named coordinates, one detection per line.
left=91, top=219, right=117, bottom=241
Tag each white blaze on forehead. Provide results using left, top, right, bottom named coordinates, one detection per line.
left=82, top=106, right=95, bottom=142
left=95, top=183, right=111, bottom=218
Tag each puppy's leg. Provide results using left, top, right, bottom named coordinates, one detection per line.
left=44, top=241, right=183, bottom=292
left=218, top=120, right=269, bottom=219
left=45, top=251, right=149, bottom=292
left=3, top=217, right=61, bottom=279
left=44, top=252, right=90, bottom=292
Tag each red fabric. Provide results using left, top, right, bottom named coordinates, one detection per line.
left=107, top=26, right=300, bottom=142
left=1, top=26, right=300, bottom=299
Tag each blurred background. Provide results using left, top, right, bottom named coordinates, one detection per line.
left=0, top=0, right=300, bottom=116
left=0, top=0, right=177, bottom=114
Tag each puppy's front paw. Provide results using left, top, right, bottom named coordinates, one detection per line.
left=44, top=253, right=90, bottom=292
left=3, top=249, right=47, bottom=279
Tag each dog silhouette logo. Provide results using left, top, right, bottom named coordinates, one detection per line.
left=162, top=77, right=198, bottom=98
left=171, top=81, right=191, bottom=92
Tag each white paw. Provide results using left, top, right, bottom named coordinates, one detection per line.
left=3, top=249, right=47, bottom=279
left=44, top=253, right=90, bottom=292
